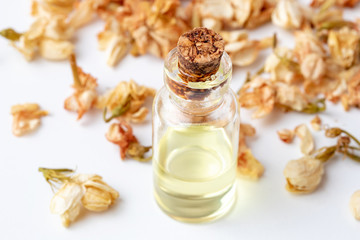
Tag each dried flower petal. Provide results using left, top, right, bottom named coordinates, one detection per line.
left=277, top=129, right=295, bottom=143
left=238, top=148, right=265, bottom=180
left=284, top=156, right=324, bottom=194
left=300, top=53, right=326, bottom=81
left=350, top=190, right=360, bottom=220
left=311, top=115, right=322, bottom=131
left=39, top=38, right=74, bottom=60
left=50, top=182, right=84, bottom=227
left=11, top=103, right=48, bottom=136
left=295, top=124, right=315, bottom=155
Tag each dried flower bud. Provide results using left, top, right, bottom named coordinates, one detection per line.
left=350, top=190, right=360, bottom=220
left=106, top=121, right=151, bottom=161
left=277, top=129, right=295, bottom=143
left=328, top=27, right=360, bottom=68
left=97, top=80, right=155, bottom=123
left=300, top=53, right=325, bottom=81
left=64, top=54, right=98, bottom=120
left=314, top=146, right=337, bottom=162
left=272, top=0, right=303, bottom=29
left=325, top=127, right=342, bottom=138
left=284, top=157, right=324, bottom=194
left=72, top=174, right=119, bottom=212
left=50, top=182, right=83, bottom=227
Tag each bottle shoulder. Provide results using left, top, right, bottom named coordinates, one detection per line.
left=153, top=87, right=239, bottom=127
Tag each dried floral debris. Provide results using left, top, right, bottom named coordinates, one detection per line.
left=106, top=120, right=151, bottom=161
left=295, top=124, right=315, bottom=155
left=97, top=79, right=155, bottom=123
left=39, top=167, right=119, bottom=227
left=350, top=190, right=360, bottom=220
left=277, top=129, right=295, bottom=143
left=237, top=123, right=264, bottom=180
left=281, top=123, right=360, bottom=194
left=189, top=0, right=275, bottom=30
left=64, top=54, right=98, bottom=120
left=222, top=30, right=274, bottom=67
left=11, top=103, right=48, bottom=136
left=310, top=115, right=322, bottom=131
left=310, top=0, right=360, bottom=8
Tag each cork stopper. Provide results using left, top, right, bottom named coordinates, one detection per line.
left=177, top=27, right=225, bottom=82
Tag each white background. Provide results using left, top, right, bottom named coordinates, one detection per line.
left=1, top=1, right=360, bottom=239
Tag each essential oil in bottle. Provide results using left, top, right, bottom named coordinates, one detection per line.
left=152, top=27, right=239, bottom=223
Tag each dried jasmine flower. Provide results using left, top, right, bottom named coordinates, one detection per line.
left=295, top=124, right=315, bottom=155
left=310, top=0, right=360, bottom=8
left=97, top=79, right=155, bottom=123
left=238, top=77, right=275, bottom=118
left=106, top=120, right=151, bottom=161
left=237, top=123, right=264, bottom=180
left=277, top=129, right=295, bottom=143
left=50, top=182, right=83, bottom=227
left=72, top=174, right=119, bottom=212
left=271, top=0, right=305, bottom=30
left=190, top=0, right=275, bottom=30
left=64, top=54, right=98, bottom=120
left=300, top=53, right=326, bottom=81
left=284, top=156, right=324, bottom=194
left=39, top=167, right=119, bottom=227
left=350, top=190, right=360, bottom=220
left=265, top=47, right=302, bottom=84
left=327, top=27, right=360, bottom=68
left=97, top=18, right=131, bottom=67
left=310, top=115, right=322, bottom=131
left=11, top=103, right=48, bottom=136
left=222, top=30, right=274, bottom=67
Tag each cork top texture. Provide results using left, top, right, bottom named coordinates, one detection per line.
left=177, top=27, right=225, bottom=81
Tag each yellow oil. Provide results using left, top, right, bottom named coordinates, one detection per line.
left=153, top=125, right=237, bottom=223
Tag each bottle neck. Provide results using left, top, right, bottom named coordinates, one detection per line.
left=163, top=48, right=232, bottom=115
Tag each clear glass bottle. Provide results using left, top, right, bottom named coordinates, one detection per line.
left=152, top=44, right=239, bottom=223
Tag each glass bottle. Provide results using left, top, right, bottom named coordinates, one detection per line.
left=152, top=28, right=240, bottom=223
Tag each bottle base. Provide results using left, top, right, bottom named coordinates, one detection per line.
left=154, top=183, right=237, bottom=223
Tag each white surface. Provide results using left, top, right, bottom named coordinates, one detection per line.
left=1, top=1, right=360, bottom=239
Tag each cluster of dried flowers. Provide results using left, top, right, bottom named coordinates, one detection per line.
left=39, top=168, right=119, bottom=227
left=238, top=0, right=360, bottom=116
left=278, top=116, right=360, bottom=219
left=280, top=117, right=360, bottom=194
left=65, top=54, right=154, bottom=161
left=0, top=0, right=278, bottom=68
